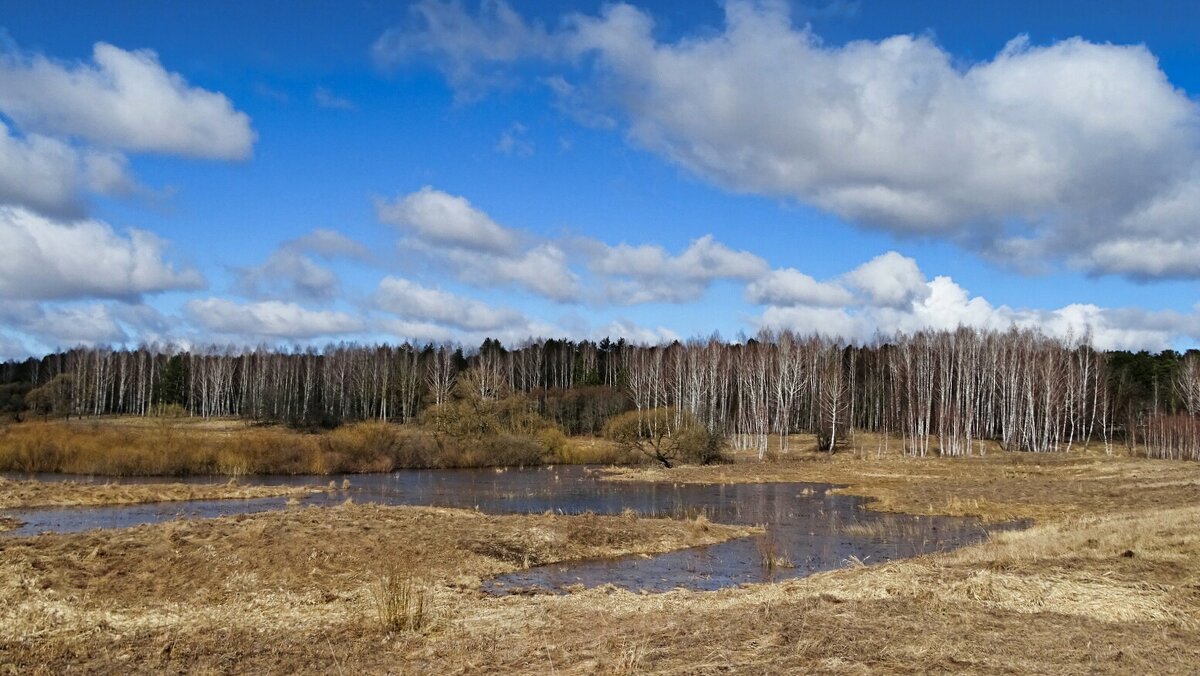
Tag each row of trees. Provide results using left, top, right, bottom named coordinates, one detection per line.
left=3, top=329, right=1199, bottom=459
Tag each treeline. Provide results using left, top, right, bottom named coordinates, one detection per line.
left=2, top=329, right=1199, bottom=460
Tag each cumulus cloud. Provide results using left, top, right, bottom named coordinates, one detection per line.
left=185, top=298, right=364, bottom=339
left=236, top=250, right=339, bottom=302
left=374, top=275, right=560, bottom=345
left=377, top=185, right=519, bottom=254
left=0, top=122, right=135, bottom=217
left=0, top=206, right=204, bottom=301
left=374, top=276, right=528, bottom=332
left=753, top=251, right=1200, bottom=350
left=0, top=42, right=255, bottom=159
left=379, top=186, right=581, bottom=301
left=587, top=234, right=768, bottom=304
left=386, top=1, right=1200, bottom=280
left=563, top=3, right=1200, bottom=277
left=0, top=301, right=128, bottom=347
left=288, top=228, right=373, bottom=261
left=843, top=252, right=929, bottom=308
left=445, top=242, right=579, bottom=302
left=234, top=229, right=371, bottom=302
left=745, top=268, right=853, bottom=307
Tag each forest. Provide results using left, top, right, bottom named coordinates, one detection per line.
left=2, top=327, right=1199, bottom=462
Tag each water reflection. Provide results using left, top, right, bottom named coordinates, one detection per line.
left=2, top=466, right=1011, bottom=593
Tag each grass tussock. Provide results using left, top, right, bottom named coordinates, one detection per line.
left=0, top=418, right=616, bottom=476
left=372, top=569, right=436, bottom=634
left=755, top=533, right=794, bottom=571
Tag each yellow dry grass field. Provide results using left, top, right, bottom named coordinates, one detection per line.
left=0, top=503, right=756, bottom=674
left=0, top=477, right=321, bottom=531
left=1, top=434, right=1199, bottom=673
left=0, top=477, right=320, bottom=511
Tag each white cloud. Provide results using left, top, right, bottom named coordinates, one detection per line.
left=287, top=228, right=372, bottom=261
left=0, top=122, right=135, bottom=216
left=753, top=251, right=1200, bottom=351
left=372, top=0, right=558, bottom=99
left=444, top=242, right=579, bottom=302
left=594, top=319, right=679, bottom=345
left=234, top=229, right=371, bottom=302
left=377, top=186, right=519, bottom=254
left=313, top=86, right=356, bottom=110
left=568, top=4, right=1200, bottom=278
left=495, top=121, right=534, bottom=155
left=26, top=305, right=129, bottom=346
left=387, top=1, right=1200, bottom=279
left=0, top=42, right=255, bottom=159
left=759, top=305, right=863, bottom=340
left=374, top=276, right=527, bottom=332
left=843, top=251, right=929, bottom=308
left=236, top=250, right=339, bottom=302
left=0, top=206, right=204, bottom=301
left=376, top=275, right=561, bottom=345
left=588, top=234, right=768, bottom=304
left=745, top=268, right=853, bottom=307
left=379, top=186, right=581, bottom=301
left=0, top=301, right=128, bottom=347
left=185, top=298, right=364, bottom=339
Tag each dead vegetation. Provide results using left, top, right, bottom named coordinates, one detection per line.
left=2, top=434, right=1200, bottom=673
left=0, top=502, right=756, bottom=674
left=1, top=493, right=1196, bottom=674
left=0, top=476, right=318, bottom=511
left=605, top=433, right=1200, bottom=523
left=0, top=418, right=629, bottom=476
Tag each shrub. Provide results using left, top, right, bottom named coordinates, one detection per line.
left=604, top=408, right=727, bottom=468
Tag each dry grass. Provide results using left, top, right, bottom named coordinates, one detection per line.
left=0, top=476, right=319, bottom=511
left=3, top=431, right=1200, bottom=673
left=556, top=435, right=635, bottom=464
left=1, top=499, right=1195, bottom=674
left=755, top=534, right=794, bottom=571
left=372, top=568, right=436, bottom=633
left=0, top=503, right=756, bottom=674
left=0, top=418, right=605, bottom=475
left=605, top=432, right=1200, bottom=523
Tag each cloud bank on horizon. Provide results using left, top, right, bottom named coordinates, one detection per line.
left=2, top=0, right=1200, bottom=359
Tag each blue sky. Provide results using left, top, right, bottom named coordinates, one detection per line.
left=2, top=0, right=1200, bottom=357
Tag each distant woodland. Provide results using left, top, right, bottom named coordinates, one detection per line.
left=3, top=328, right=1199, bottom=461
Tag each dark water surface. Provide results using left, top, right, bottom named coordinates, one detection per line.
left=2, top=467, right=1008, bottom=593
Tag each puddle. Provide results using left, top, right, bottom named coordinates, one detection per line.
left=2, top=467, right=1017, bottom=592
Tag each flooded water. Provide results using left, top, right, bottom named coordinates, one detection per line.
left=2, top=467, right=1010, bottom=593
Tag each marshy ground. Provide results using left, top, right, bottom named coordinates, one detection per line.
left=2, top=435, right=1199, bottom=673
left=0, top=476, right=316, bottom=511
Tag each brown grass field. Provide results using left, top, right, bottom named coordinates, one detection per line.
left=0, top=418, right=626, bottom=475
left=2, top=430, right=1199, bottom=673
left=0, top=477, right=323, bottom=532
left=0, top=477, right=320, bottom=511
